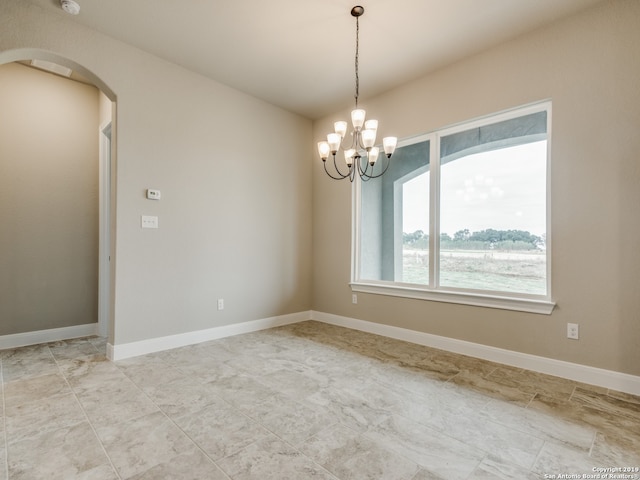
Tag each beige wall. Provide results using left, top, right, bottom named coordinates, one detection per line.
left=312, top=0, right=640, bottom=376
left=0, top=63, right=99, bottom=335
left=0, top=0, right=313, bottom=345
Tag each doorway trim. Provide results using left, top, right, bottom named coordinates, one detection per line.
left=99, top=122, right=112, bottom=338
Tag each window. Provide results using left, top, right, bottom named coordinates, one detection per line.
left=353, top=102, right=554, bottom=314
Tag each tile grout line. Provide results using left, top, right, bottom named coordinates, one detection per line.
left=587, top=429, right=597, bottom=458
left=50, top=343, right=124, bottom=480
left=117, top=352, right=340, bottom=480
left=465, top=455, right=487, bottom=480
left=113, top=357, right=235, bottom=480
left=282, top=333, right=497, bottom=479
left=225, top=357, right=348, bottom=480
left=530, top=439, right=548, bottom=477
left=523, top=392, right=537, bottom=409
left=235, top=390, right=343, bottom=478
left=529, top=431, right=549, bottom=475
left=280, top=338, right=471, bottom=479
left=568, top=385, right=577, bottom=402
left=530, top=386, right=602, bottom=459
left=284, top=420, right=358, bottom=480
left=235, top=386, right=360, bottom=480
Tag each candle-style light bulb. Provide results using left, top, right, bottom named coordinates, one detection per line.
left=327, top=133, right=342, bottom=154
left=368, top=146, right=379, bottom=165
left=317, top=141, right=330, bottom=160
left=334, top=121, right=348, bottom=139
left=351, top=109, right=366, bottom=131
left=362, top=129, right=376, bottom=150
left=345, top=149, right=356, bottom=166
left=383, top=137, right=398, bottom=158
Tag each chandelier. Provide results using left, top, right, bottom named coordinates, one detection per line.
left=317, top=6, right=397, bottom=182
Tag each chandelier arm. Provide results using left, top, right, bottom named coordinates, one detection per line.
left=334, top=152, right=356, bottom=178
left=352, top=152, right=374, bottom=178
left=360, top=155, right=392, bottom=180
left=356, top=155, right=368, bottom=177
left=323, top=159, right=351, bottom=180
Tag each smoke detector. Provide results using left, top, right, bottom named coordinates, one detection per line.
left=60, top=0, right=80, bottom=15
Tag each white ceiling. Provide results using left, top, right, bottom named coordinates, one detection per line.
left=28, top=0, right=603, bottom=119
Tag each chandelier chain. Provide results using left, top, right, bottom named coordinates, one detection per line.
left=355, top=15, right=360, bottom=108
left=316, top=6, right=398, bottom=182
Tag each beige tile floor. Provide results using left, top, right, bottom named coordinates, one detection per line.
left=0, top=320, right=638, bottom=479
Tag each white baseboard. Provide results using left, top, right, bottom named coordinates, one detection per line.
left=310, top=311, right=640, bottom=396
left=108, top=311, right=310, bottom=361
left=0, top=323, right=99, bottom=350
left=104, top=309, right=640, bottom=396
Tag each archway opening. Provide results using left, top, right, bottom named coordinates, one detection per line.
left=0, top=48, right=116, bottom=346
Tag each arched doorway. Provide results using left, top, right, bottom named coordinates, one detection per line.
left=0, top=49, right=116, bottom=346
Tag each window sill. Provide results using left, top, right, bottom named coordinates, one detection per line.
left=350, top=282, right=556, bottom=315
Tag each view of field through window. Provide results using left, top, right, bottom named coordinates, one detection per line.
left=402, top=141, right=547, bottom=295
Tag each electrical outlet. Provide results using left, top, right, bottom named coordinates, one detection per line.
left=567, top=323, right=579, bottom=340
left=352, top=294, right=358, bottom=304
left=217, top=298, right=224, bottom=311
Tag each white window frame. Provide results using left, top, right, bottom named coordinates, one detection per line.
left=351, top=101, right=555, bottom=315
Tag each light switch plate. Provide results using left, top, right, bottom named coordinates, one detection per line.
left=141, top=215, right=158, bottom=228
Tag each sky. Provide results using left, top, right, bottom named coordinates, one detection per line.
left=402, top=141, right=547, bottom=236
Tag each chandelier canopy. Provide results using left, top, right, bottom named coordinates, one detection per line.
left=317, top=6, right=397, bottom=182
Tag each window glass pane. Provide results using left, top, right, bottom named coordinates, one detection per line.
left=359, top=139, right=430, bottom=283
left=402, top=171, right=429, bottom=285
left=439, top=139, right=547, bottom=295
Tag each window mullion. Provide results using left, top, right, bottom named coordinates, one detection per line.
left=351, top=172, right=362, bottom=284
left=429, top=133, right=440, bottom=289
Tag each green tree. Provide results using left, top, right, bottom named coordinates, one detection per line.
left=403, top=230, right=428, bottom=247
left=453, top=229, right=471, bottom=242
